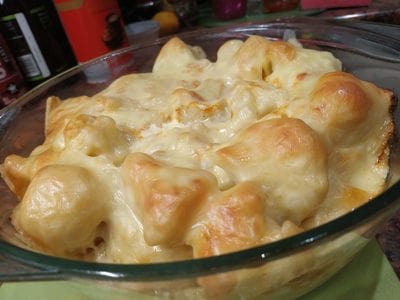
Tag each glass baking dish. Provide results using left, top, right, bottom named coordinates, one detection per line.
left=0, top=18, right=399, bottom=299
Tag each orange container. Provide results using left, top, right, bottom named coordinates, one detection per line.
left=53, top=0, right=128, bottom=63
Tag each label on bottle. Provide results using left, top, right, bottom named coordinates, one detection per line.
left=0, top=12, right=50, bottom=81
left=14, top=13, right=50, bottom=78
left=28, top=5, right=72, bottom=74
left=0, top=2, right=76, bottom=87
left=0, top=35, right=27, bottom=109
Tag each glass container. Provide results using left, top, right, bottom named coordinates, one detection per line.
left=0, top=18, right=399, bottom=299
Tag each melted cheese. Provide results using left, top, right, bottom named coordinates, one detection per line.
left=0, top=36, right=394, bottom=267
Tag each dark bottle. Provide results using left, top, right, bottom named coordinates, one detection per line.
left=0, top=33, right=27, bottom=109
left=0, top=0, right=76, bottom=87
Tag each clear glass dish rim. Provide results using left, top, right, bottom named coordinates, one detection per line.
left=0, top=18, right=399, bottom=281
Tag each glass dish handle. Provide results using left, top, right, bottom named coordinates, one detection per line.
left=0, top=254, right=63, bottom=282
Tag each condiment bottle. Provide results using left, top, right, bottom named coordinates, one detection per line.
left=53, top=0, right=130, bottom=83
left=0, top=0, right=76, bottom=87
left=53, top=0, right=128, bottom=63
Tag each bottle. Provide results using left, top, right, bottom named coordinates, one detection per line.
left=118, top=0, right=163, bottom=24
left=0, top=33, right=27, bottom=109
left=52, top=0, right=131, bottom=83
left=0, top=0, right=76, bottom=87
left=52, top=0, right=129, bottom=63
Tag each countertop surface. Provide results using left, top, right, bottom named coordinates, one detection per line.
left=377, top=210, right=400, bottom=278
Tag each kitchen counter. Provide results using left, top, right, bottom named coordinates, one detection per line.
left=377, top=211, right=400, bottom=278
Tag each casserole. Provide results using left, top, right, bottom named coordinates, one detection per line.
left=0, top=19, right=399, bottom=299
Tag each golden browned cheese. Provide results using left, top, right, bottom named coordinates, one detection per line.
left=0, top=36, right=394, bottom=264
left=121, top=152, right=217, bottom=246
left=206, top=117, right=328, bottom=224
left=187, top=181, right=266, bottom=258
left=11, top=165, right=108, bottom=257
